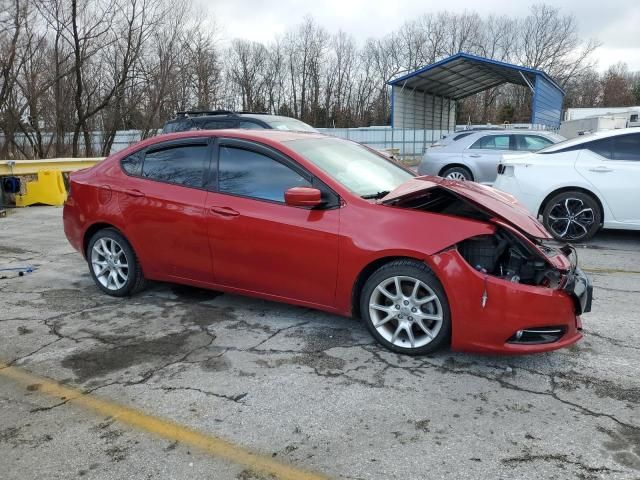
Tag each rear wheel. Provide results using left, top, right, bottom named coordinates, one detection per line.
left=542, top=191, right=601, bottom=242
left=87, top=228, right=146, bottom=296
left=360, top=260, right=451, bottom=355
left=441, top=166, right=473, bottom=181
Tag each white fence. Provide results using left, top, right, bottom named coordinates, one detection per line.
left=0, top=124, right=551, bottom=160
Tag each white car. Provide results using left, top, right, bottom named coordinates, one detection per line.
left=494, top=128, right=640, bottom=242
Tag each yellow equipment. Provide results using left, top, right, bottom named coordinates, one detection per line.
left=15, top=170, right=67, bottom=207
left=0, top=157, right=103, bottom=207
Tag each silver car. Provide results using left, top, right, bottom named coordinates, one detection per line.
left=418, top=130, right=564, bottom=184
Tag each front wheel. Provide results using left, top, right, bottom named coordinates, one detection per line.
left=87, top=228, right=146, bottom=296
left=542, top=191, right=601, bottom=242
left=360, top=260, right=451, bottom=355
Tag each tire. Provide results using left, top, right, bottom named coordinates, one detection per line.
left=360, top=259, right=451, bottom=355
left=86, top=228, right=146, bottom=296
left=542, top=191, right=601, bottom=242
left=440, top=166, right=473, bottom=181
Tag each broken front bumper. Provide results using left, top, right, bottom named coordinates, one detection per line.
left=429, top=249, right=586, bottom=355
left=564, top=267, right=593, bottom=315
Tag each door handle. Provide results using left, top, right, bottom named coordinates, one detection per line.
left=122, top=189, right=145, bottom=198
left=469, top=154, right=481, bottom=158
left=588, top=166, right=613, bottom=173
left=209, top=206, right=239, bottom=217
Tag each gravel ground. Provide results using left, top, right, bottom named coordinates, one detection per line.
left=1, top=206, right=639, bottom=480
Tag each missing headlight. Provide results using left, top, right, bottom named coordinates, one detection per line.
left=458, top=229, right=562, bottom=287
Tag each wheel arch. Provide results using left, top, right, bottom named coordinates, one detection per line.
left=83, top=222, right=124, bottom=258
left=438, top=163, right=474, bottom=180
left=351, top=255, right=426, bottom=318
left=538, top=186, right=605, bottom=223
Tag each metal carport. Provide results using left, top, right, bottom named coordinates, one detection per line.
left=389, top=52, right=564, bottom=132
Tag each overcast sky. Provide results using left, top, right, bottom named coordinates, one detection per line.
left=198, top=0, right=640, bottom=72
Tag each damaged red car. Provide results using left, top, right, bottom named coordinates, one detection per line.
left=63, top=130, right=592, bottom=355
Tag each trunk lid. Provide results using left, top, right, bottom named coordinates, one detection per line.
left=379, top=176, right=552, bottom=239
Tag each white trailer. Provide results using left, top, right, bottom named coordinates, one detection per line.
left=564, top=107, right=640, bottom=126
left=559, top=116, right=629, bottom=139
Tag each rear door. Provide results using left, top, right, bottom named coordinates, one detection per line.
left=204, top=138, right=341, bottom=307
left=464, top=134, right=513, bottom=182
left=575, top=133, right=640, bottom=224
left=117, top=138, right=213, bottom=281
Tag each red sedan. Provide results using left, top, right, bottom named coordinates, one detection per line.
left=63, top=130, right=592, bottom=355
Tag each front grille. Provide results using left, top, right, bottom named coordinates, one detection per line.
left=507, top=326, right=566, bottom=345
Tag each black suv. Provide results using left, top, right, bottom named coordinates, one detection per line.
left=161, top=111, right=318, bottom=134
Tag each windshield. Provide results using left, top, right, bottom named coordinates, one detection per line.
left=263, top=117, right=318, bottom=133
left=285, top=138, right=414, bottom=197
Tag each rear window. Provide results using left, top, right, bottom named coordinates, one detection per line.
left=121, top=151, right=143, bottom=176
left=142, top=143, right=209, bottom=187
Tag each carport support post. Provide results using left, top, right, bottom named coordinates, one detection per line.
left=423, top=90, right=427, bottom=154
left=431, top=95, right=436, bottom=145
left=439, top=96, right=444, bottom=139
left=411, top=87, right=417, bottom=158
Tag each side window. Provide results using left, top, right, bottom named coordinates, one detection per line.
left=612, top=134, right=640, bottom=161
left=142, top=144, right=209, bottom=187
left=630, top=114, right=638, bottom=123
left=586, top=138, right=614, bottom=159
left=218, top=146, right=310, bottom=202
left=200, top=120, right=237, bottom=130
left=239, top=120, right=266, bottom=130
left=469, top=135, right=510, bottom=150
left=121, top=151, right=143, bottom=176
left=517, top=135, right=554, bottom=152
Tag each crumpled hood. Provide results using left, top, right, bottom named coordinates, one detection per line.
left=380, top=176, right=552, bottom=239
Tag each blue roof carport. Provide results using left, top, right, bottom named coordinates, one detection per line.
left=388, top=52, right=564, bottom=132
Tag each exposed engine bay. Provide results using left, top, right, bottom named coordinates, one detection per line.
left=458, top=230, right=563, bottom=287
left=393, top=187, right=568, bottom=288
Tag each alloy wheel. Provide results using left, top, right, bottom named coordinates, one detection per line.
left=368, top=275, right=443, bottom=349
left=547, top=197, right=595, bottom=241
left=90, top=237, right=129, bottom=290
left=445, top=171, right=467, bottom=181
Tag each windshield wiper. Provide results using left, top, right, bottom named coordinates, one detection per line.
left=361, top=190, right=390, bottom=200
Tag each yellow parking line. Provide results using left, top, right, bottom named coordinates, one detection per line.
left=0, top=363, right=329, bottom=480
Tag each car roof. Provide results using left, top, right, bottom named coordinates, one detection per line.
left=462, top=129, right=558, bottom=137
left=537, top=127, right=640, bottom=153
left=168, top=113, right=293, bottom=123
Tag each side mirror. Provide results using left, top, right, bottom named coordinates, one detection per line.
left=284, top=187, right=323, bottom=208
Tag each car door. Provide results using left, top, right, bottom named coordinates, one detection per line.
left=575, top=133, right=640, bottom=224
left=117, top=138, right=214, bottom=282
left=464, top=134, right=513, bottom=183
left=204, top=138, right=341, bottom=307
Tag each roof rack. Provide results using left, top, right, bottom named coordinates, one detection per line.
left=175, top=110, right=271, bottom=118
left=176, top=110, right=235, bottom=118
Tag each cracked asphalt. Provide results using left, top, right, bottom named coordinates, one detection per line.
left=1, top=206, right=639, bottom=480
